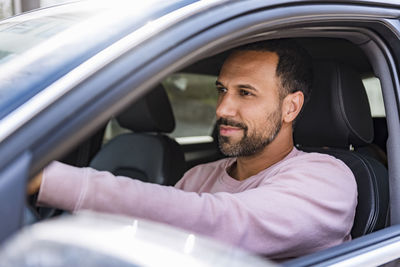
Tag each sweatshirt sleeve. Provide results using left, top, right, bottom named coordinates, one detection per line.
left=37, top=159, right=356, bottom=259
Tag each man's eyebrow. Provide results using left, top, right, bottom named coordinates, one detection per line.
left=237, top=84, right=258, bottom=92
left=216, top=81, right=224, bottom=87
left=216, top=81, right=258, bottom=92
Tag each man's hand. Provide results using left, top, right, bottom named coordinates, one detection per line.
left=27, top=171, right=43, bottom=195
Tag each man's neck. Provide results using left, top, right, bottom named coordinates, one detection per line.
left=228, top=126, right=294, bottom=181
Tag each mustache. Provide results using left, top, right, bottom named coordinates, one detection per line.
left=217, top=118, right=247, bottom=130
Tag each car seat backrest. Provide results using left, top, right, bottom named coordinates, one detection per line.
left=294, top=60, right=389, bottom=238
left=295, top=60, right=373, bottom=148
left=90, top=85, right=186, bottom=186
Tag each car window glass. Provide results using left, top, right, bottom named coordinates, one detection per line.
left=0, top=0, right=13, bottom=20
left=162, top=73, right=218, bottom=144
left=362, top=76, right=385, bottom=117
left=0, top=0, right=183, bottom=66
left=0, top=11, right=97, bottom=65
left=103, top=73, right=218, bottom=145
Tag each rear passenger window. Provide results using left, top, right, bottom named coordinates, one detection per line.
left=103, top=73, right=218, bottom=145
left=163, top=73, right=218, bottom=144
left=362, top=76, right=385, bottom=117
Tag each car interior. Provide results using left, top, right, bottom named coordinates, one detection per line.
left=55, top=37, right=389, bottom=260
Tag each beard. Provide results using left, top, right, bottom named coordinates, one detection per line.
left=217, top=108, right=282, bottom=157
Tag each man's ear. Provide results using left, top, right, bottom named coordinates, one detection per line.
left=282, top=91, right=304, bottom=123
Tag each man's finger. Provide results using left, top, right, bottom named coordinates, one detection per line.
left=27, top=172, right=43, bottom=195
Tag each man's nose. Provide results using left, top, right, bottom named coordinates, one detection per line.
left=216, top=93, right=237, bottom=118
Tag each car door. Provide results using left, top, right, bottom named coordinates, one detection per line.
left=0, top=153, right=30, bottom=243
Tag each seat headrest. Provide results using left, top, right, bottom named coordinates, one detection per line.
left=116, top=85, right=175, bottom=133
left=294, top=60, right=374, bottom=148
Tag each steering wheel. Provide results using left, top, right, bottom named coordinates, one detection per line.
left=24, top=194, right=66, bottom=225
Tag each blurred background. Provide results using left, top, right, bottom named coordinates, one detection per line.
left=0, top=0, right=72, bottom=19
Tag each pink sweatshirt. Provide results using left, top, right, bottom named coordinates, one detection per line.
left=38, top=147, right=357, bottom=260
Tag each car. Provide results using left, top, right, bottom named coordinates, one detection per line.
left=0, top=0, right=399, bottom=265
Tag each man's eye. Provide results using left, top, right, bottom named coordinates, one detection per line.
left=240, top=89, right=253, bottom=96
left=217, top=87, right=227, bottom=93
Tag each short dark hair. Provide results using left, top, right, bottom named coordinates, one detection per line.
left=233, top=39, right=313, bottom=105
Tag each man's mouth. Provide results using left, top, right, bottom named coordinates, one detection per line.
left=216, top=118, right=247, bottom=136
left=219, top=125, right=243, bottom=136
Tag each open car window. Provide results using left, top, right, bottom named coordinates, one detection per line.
left=163, top=73, right=217, bottom=144
left=103, top=73, right=218, bottom=146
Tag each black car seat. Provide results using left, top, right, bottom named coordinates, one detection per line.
left=294, top=60, right=389, bottom=238
left=90, top=85, right=186, bottom=186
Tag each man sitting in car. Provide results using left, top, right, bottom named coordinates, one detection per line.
left=29, top=40, right=357, bottom=260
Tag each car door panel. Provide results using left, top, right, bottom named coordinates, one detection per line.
left=0, top=152, right=31, bottom=243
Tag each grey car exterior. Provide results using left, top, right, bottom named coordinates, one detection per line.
left=1, top=0, right=400, bottom=266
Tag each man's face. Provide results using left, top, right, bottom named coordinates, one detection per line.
left=216, top=50, right=283, bottom=157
